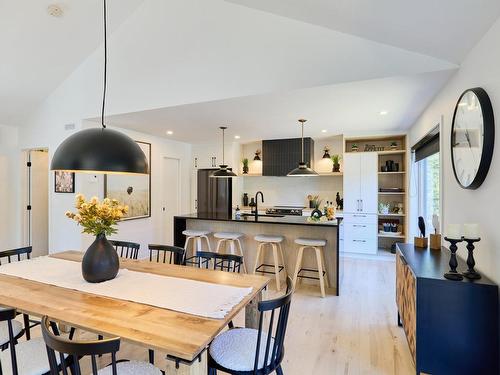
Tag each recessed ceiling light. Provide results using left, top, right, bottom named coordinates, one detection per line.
left=234, top=135, right=241, bottom=139
left=321, top=129, right=327, bottom=133
left=379, top=110, right=389, bottom=116
left=166, top=130, right=173, bottom=135
left=47, top=4, right=64, bottom=18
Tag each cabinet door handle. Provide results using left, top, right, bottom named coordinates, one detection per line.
left=353, top=214, right=366, bottom=218
left=353, top=239, right=366, bottom=243
left=360, top=199, right=363, bottom=212
left=399, top=254, right=408, bottom=266
left=194, top=157, right=198, bottom=168
left=353, top=225, right=366, bottom=228
left=357, top=199, right=360, bottom=211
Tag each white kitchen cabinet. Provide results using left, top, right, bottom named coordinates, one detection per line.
left=343, top=152, right=378, bottom=254
left=192, top=144, right=221, bottom=169
left=343, top=153, right=378, bottom=214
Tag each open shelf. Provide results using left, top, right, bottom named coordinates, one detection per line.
left=378, top=192, right=405, bottom=195
left=317, top=172, right=343, bottom=176
left=378, top=171, right=406, bottom=175
left=378, top=233, right=405, bottom=239
left=377, top=150, right=406, bottom=155
left=378, top=213, right=406, bottom=217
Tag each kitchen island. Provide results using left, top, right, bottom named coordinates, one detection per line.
left=174, top=213, right=342, bottom=295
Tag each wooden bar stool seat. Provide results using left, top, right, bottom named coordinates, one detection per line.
left=182, top=229, right=212, bottom=265
left=253, top=234, right=287, bottom=290
left=214, top=232, right=246, bottom=272
left=292, top=237, right=329, bottom=297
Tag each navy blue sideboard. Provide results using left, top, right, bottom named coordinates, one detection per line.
left=396, top=243, right=498, bottom=375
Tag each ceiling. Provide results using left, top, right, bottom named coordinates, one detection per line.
left=227, top=0, right=500, bottom=64
left=0, top=0, right=144, bottom=125
left=100, top=70, right=454, bottom=143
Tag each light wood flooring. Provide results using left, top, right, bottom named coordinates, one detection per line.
left=18, top=256, right=414, bottom=375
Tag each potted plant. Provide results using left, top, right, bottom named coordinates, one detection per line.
left=242, top=158, right=249, bottom=174
left=351, top=143, right=358, bottom=152
left=66, top=194, right=128, bottom=283
left=331, top=154, right=341, bottom=172
left=390, top=141, right=398, bottom=150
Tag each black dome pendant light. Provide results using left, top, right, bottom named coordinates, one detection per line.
left=287, top=119, right=318, bottom=176
left=211, top=126, right=237, bottom=178
left=51, top=0, right=148, bottom=175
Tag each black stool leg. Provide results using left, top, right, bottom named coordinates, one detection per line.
left=276, top=364, right=284, bottom=375
left=149, top=349, right=155, bottom=364
left=23, top=314, right=31, bottom=340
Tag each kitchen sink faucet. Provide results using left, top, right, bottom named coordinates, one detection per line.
left=255, top=191, right=264, bottom=220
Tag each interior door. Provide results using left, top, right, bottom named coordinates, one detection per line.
left=162, top=157, right=180, bottom=245
left=29, top=150, right=49, bottom=257
left=343, top=153, right=360, bottom=213
left=359, top=153, right=378, bottom=214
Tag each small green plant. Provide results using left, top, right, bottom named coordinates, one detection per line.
left=242, top=158, right=249, bottom=173
left=331, top=154, right=341, bottom=165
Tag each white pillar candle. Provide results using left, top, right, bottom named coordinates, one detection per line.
left=446, top=224, right=462, bottom=240
left=463, top=223, right=480, bottom=239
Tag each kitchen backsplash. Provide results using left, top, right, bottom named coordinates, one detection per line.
left=241, top=176, right=343, bottom=207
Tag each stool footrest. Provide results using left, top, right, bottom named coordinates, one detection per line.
left=255, top=263, right=285, bottom=275
left=297, top=267, right=326, bottom=281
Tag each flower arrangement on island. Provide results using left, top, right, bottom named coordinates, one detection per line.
left=66, top=194, right=128, bottom=236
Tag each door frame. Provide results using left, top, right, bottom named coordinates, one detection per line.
left=161, top=156, right=182, bottom=243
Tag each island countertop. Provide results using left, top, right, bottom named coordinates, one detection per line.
left=174, top=213, right=340, bottom=227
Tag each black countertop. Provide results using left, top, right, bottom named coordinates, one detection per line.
left=397, top=243, right=496, bottom=286
left=175, top=213, right=339, bottom=227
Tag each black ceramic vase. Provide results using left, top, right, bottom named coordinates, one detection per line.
left=82, top=233, right=119, bottom=283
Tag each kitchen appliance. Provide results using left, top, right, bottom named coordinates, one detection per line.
left=266, top=206, right=304, bottom=216
left=197, top=169, right=232, bottom=216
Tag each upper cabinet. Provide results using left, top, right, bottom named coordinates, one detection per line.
left=262, top=138, right=314, bottom=176
left=343, top=153, right=378, bottom=214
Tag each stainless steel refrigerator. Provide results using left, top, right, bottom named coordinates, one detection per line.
left=197, top=169, right=232, bottom=217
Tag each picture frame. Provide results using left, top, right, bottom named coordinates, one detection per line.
left=104, top=141, right=151, bottom=221
left=54, top=171, right=75, bottom=193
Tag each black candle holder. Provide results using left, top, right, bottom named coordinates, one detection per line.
left=462, top=238, right=481, bottom=280
left=444, top=237, right=464, bottom=281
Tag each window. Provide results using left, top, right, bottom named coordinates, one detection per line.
left=411, top=125, right=441, bottom=235
left=417, top=152, right=440, bottom=231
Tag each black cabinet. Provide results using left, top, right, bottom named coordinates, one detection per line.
left=396, top=244, right=498, bottom=375
left=262, top=138, right=314, bottom=176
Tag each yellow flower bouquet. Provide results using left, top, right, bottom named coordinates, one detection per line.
left=66, top=194, right=128, bottom=236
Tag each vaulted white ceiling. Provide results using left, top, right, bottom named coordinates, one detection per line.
left=0, top=0, right=144, bottom=125
left=226, top=0, right=500, bottom=64
left=4, top=0, right=500, bottom=140
left=101, top=70, right=454, bottom=143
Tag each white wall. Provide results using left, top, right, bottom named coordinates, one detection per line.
left=409, top=18, right=500, bottom=283
left=0, top=125, right=21, bottom=250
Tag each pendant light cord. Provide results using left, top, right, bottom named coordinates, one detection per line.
left=222, top=127, right=225, bottom=165
left=101, top=0, right=108, bottom=129
left=301, top=122, right=304, bottom=163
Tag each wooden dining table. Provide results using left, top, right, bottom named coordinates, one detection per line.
left=0, top=251, right=270, bottom=374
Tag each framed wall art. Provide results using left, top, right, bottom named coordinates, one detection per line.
left=54, top=171, right=75, bottom=193
left=104, top=141, right=151, bottom=220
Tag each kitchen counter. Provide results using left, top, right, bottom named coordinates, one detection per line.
left=174, top=213, right=342, bottom=295
left=175, top=212, right=340, bottom=227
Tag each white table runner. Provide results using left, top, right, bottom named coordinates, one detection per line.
left=0, top=256, right=252, bottom=319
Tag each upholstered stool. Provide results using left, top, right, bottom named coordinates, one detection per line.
left=182, top=229, right=211, bottom=265
left=253, top=234, right=287, bottom=290
left=214, top=232, right=246, bottom=272
left=292, top=238, right=329, bottom=297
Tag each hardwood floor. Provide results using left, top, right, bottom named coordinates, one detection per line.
left=19, top=256, right=414, bottom=374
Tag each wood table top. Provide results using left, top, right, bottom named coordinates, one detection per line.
left=0, top=251, right=269, bottom=361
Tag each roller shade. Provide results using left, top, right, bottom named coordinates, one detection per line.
left=412, top=125, right=439, bottom=162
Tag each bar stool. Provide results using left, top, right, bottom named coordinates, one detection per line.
left=214, top=232, right=246, bottom=272
left=182, top=229, right=211, bottom=265
left=253, top=234, right=287, bottom=290
left=292, top=238, right=329, bottom=297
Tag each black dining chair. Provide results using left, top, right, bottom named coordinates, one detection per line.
left=41, top=316, right=162, bottom=375
left=109, top=240, right=140, bottom=259
left=195, top=251, right=243, bottom=273
left=148, top=244, right=185, bottom=265
left=0, top=247, right=40, bottom=341
left=208, top=277, right=294, bottom=375
left=0, top=308, right=71, bottom=375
